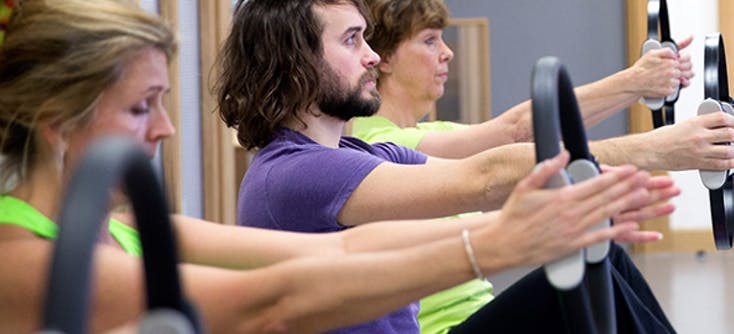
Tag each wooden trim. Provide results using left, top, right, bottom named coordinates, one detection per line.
left=482, top=19, right=491, bottom=121
left=625, top=0, right=653, bottom=134
left=450, top=18, right=491, bottom=122
left=199, top=0, right=236, bottom=225
left=447, top=17, right=487, bottom=26
left=158, top=0, right=182, bottom=213
left=625, top=0, right=671, bottom=253
left=669, top=229, right=717, bottom=253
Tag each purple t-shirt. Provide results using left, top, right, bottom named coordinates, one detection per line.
left=238, top=127, right=427, bottom=334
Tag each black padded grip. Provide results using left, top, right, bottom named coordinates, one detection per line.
left=531, top=56, right=614, bottom=334
left=705, top=33, right=730, bottom=102
left=531, top=57, right=594, bottom=165
left=645, top=0, right=678, bottom=128
left=647, top=0, right=673, bottom=43
left=703, top=33, right=734, bottom=250
left=40, top=136, right=202, bottom=333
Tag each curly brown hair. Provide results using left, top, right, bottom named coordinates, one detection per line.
left=216, top=0, right=371, bottom=150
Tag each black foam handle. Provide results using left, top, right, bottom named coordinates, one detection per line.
left=531, top=56, right=615, bottom=334
left=647, top=0, right=674, bottom=44
left=646, top=0, right=678, bottom=129
left=531, top=57, right=595, bottom=165
left=703, top=33, right=734, bottom=250
left=40, top=136, right=202, bottom=333
left=709, top=178, right=734, bottom=249
left=705, top=33, right=730, bottom=102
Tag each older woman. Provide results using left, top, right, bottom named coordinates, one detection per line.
left=349, top=1, right=695, bottom=333
left=352, top=0, right=733, bottom=175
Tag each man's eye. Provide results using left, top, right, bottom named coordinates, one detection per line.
left=346, top=35, right=356, bottom=45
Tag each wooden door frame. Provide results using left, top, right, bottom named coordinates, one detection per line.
left=159, top=0, right=182, bottom=213
left=199, top=1, right=237, bottom=225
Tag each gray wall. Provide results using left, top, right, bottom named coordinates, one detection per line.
left=444, top=0, right=628, bottom=140
left=178, top=0, right=203, bottom=218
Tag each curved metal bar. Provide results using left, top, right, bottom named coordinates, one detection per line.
left=647, top=0, right=674, bottom=43
left=532, top=56, right=615, bottom=334
left=39, top=136, right=202, bottom=333
left=642, top=0, right=678, bottom=127
left=704, top=33, right=730, bottom=102
left=700, top=33, right=734, bottom=250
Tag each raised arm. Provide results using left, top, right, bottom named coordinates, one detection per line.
left=174, top=212, right=490, bottom=269
left=0, top=152, right=665, bottom=333
left=415, top=37, right=693, bottom=159
left=180, top=165, right=676, bottom=270
left=576, top=47, right=690, bottom=127
left=0, top=236, right=476, bottom=333
left=591, top=110, right=734, bottom=171
left=339, top=142, right=536, bottom=224
left=342, top=117, right=700, bottom=225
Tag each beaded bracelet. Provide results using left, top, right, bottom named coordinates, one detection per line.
left=461, top=229, right=486, bottom=281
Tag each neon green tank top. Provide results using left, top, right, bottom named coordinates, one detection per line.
left=0, top=195, right=142, bottom=256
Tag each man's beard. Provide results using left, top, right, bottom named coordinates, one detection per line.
left=317, top=63, right=381, bottom=121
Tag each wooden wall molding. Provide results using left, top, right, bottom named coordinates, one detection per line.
left=625, top=0, right=672, bottom=253
left=200, top=1, right=236, bottom=225
left=158, top=0, right=182, bottom=212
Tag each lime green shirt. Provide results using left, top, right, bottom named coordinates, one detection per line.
left=352, top=115, right=494, bottom=334
left=352, top=115, right=468, bottom=149
left=0, top=195, right=142, bottom=256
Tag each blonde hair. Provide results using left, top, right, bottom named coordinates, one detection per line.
left=0, top=0, right=176, bottom=188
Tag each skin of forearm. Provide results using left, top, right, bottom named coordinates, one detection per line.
left=575, top=68, right=642, bottom=128
left=339, top=212, right=496, bottom=254
left=468, top=142, right=536, bottom=211
left=175, top=212, right=495, bottom=271
left=0, top=238, right=478, bottom=334
left=494, top=72, right=640, bottom=145
left=590, top=133, right=658, bottom=170
left=412, top=143, right=535, bottom=215
left=426, top=67, right=643, bottom=160
left=174, top=215, right=345, bottom=269
left=418, top=111, right=527, bottom=159
left=224, top=238, right=481, bottom=333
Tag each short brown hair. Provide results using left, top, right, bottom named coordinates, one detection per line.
left=365, top=0, right=448, bottom=60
